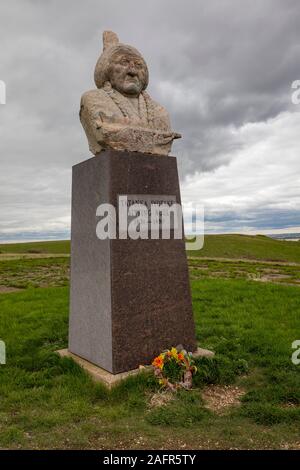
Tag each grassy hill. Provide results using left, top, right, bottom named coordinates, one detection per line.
left=0, top=240, right=70, bottom=255
left=191, top=234, right=300, bottom=263
left=1, top=235, right=300, bottom=263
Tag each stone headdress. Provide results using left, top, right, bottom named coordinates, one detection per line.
left=94, top=31, right=149, bottom=90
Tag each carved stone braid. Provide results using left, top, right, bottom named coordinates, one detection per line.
left=142, top=91, right=155, bottom=128
left=105, top=88, right=129, bottom=119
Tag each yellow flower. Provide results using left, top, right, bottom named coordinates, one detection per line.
left=170, top=347, right=178, bottom=360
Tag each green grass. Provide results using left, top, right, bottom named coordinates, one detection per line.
left=0, top=240, right=70, bottom=255
left=190, top=234, right=300, bottom=263
left=189, top=258, right=300, bottom=285
left=1, top=234, right=300, bottom=263
left=2, top=254, right=299, bottom=294
left=0, top=257, right=69, bottom=289
left=0, top=278, right=300, bottom=449
left=193, top=279, right=300, bottom=418
left=0, top=236, right=299, bottom=449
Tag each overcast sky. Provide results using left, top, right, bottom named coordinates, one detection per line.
left=0, top=0, right=300, bottom=241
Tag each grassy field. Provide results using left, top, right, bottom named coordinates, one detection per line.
left=192, top=234, right=300, bottom=263
left=0, top=257, right=69, bottom=291
left=0, top=235, right=300, bottom=449
left=1, top=234, right=300, bottom=263
left=189, top=258, right=300, bottom=286
left=0, top=240, right=70, bottom=255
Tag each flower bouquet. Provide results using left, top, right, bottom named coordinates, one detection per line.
left=152, top=347, right=197, bottom=391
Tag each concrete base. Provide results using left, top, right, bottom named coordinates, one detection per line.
left=56, top=347, right=214, bottom=388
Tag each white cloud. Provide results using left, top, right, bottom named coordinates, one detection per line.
left=181, top=110, right=300, bottom=233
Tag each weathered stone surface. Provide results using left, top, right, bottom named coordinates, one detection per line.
left=68, top=150, right=197, bottom=374
left=80, top=31, right=181, bottom=156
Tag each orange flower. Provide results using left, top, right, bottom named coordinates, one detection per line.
left=178, top=353, right=184, bottom=361
left=152, top=355, right=164, bottom=369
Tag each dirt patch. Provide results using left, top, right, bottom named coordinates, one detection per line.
left=188, top=256, right=300, bottom=267
left=262, top=273, right=291, bottom=280
left=252, top=276, right=300, bottom=287
left=280, top=441, right=300, bottom=450
left=0, top=258, right=70, bottom=289
left=192, top=265, right=209, bottom=270
left=148, top=390, right=175, bottom=408
left=0, top=253, right=69, bottom=261
left=0, top=285, right=23, bottom=293
left=280, top=402, right=299, bottom=409
left=190, top=258, right=300, bottom=286
left=202, top=385, right=245, bottom=414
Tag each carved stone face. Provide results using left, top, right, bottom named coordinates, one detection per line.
left=108, top=51, right=147, bottom=97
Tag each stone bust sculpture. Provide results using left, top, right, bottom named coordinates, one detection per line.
left=80, top=31, right=181, bottom=156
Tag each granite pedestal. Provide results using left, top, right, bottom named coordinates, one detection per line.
left=68, top=150, right=197, bottom=374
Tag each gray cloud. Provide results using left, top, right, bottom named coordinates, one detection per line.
left=0, top=0, right=299, bottom=238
